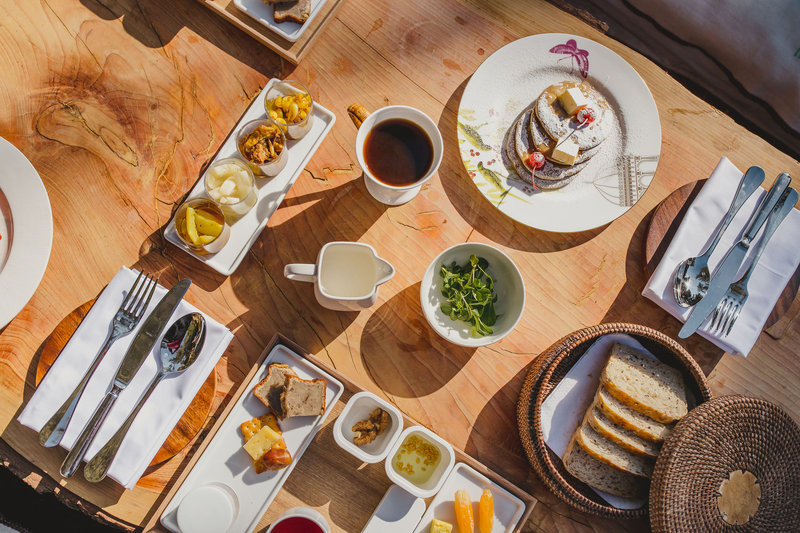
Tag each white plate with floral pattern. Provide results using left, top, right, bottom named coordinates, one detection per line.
left=458, top=33, right=661, bottom=233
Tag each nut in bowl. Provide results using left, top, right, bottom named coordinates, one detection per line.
left=332, top=391, right=403, bottom=463
left=236, top=119, right=288, bottom=177
left=420, top=242, right=525, bottom=347
left=174, top=198, right=230, bottom=254
left=265, top=80, right=314, bottom=140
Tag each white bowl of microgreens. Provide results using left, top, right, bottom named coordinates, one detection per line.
left=420, top=242, right=525, bottom=347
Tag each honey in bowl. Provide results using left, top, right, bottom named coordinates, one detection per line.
left=391, top=433, right=441, bottom=485
left=363, top=118, right=434, bottom=187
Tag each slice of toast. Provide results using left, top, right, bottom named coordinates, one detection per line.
left=596, top=386, right=672, bottom=442
left=575, top=423, right=654, bottom=478
left=281, top=375, right=326, bottom=418
left=587, top=408, right=660, bottom=459
left=253, top=363, right=297, bottom=419
left=600, top=343, right=688, bottom=424
left=563, top=438, right=647, bottom=498
left=273, top=0, right=310, bottom=24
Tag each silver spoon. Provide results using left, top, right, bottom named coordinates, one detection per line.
left=83, top=312, right=206, bottom=483
left=673, top=166, right=765, bottom=307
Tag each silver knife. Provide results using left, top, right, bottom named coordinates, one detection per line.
left=679, top=173, right=792, bottom=338
left=59, top=278, right=191, bottom=478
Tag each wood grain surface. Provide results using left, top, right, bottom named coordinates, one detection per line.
left=35, top=299, right=216, bottom=468
left=0, top=0, right=799, bottom=531
left=645, top=182, right=800, bottom=330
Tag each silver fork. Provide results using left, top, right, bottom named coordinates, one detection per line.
left=39, top=271, right=158, bottom=447
left=710, top=186, right=798, bottom=336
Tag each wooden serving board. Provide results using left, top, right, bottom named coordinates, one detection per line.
left=644, top=181, right=800, bottom=331
left=36, top=299, right=216, bottom=469
left=145, top=334, right=537, bottom=532
left=192, top=0, right=344, bottom=64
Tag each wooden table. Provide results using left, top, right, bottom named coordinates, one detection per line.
left=1, top=0, right=798, bottom=531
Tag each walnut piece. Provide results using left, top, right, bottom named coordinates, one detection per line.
left=351, top=408, right=391, bottom=446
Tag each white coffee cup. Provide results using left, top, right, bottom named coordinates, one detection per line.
left=266, top=507, right=330, bottom=533
left=284, top=242, right=395, bottom=311
left=349, top=104, right=443, bottom=206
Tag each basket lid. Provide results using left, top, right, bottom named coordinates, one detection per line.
left=650, top=395, right=800, bottom=532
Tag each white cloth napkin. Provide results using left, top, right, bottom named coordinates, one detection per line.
left=18, top=266, right=233, bottom=488
left=643, top=157, right=800, bottom=356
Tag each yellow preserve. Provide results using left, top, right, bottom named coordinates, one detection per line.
left=392, top=434, right=441, bottom=484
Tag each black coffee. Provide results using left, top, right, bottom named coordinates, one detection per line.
left=364, top=119, right=434, bottom=186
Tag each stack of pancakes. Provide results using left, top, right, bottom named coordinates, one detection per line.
left=505, top=81, right=612, bottom=190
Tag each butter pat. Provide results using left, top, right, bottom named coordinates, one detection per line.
left=558, top=87, right=588, bottom=115
left=243, top=425, right=281, bottom=461
left=551, top=138, right=580, bottom=166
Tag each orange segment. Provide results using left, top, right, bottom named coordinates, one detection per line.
left=454, top=490, right=474, bottom=533
left=478, top=489, right=493, bottom=533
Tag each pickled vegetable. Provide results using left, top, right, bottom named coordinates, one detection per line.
left=454, top=490, right=474, bottom=533
left=239, top=124, right=283, bottom=164
left=267, top=92, right=312, bottom=125
left=478, top=490, right=493, bottom=533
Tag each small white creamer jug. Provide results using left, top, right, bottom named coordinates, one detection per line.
left=284, top=242, right=395, bottom=311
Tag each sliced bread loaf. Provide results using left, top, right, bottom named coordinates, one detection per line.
left=563, top=438, right=647, bottom=498
left=596, top=386, right=672, bottom=442
left=575, top=423, right=653, bottom=478
left=587, top=408, right=660, bottom=459
left=281, top=375, right=326, bottom=417
left=601, top=343, right=688, bottom=424
left=253, top=363, right=297, bottom=419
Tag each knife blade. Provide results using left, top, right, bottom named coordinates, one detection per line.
left=679, top=173, right=791, bottom=338
left=59, top=278, right=191, bottom=477
left=114, top=278, right=191, bottom=387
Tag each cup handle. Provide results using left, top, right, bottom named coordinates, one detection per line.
left=284, top=264, right=317, bottom=282
left=347, top=104, right=370, bottom=129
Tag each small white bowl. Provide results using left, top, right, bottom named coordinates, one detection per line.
left=384, top=426, right=455, bottom=499
left=333, top=392, right=404, bottom=463
left=420, top=242, right=525, bottom=347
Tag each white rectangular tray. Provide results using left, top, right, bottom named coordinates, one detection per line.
left=165, top=78, right=335, bottom=276
left=159, top=344, right=343, bottom=533
left=233, top=0, right=327, bottom=43
left=413, top=463, right=526, bottom=533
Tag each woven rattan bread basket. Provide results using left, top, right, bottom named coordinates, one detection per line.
left=516, top=322, right=711, bottom=519
left=650, top=394, right=800, bottom=532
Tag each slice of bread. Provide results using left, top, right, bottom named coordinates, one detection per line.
left=575, top=423, right=653, bottom=478
left=596, top=386, right=672, bottom=442
left=253, top=364, right=297, bottom=419
left=587, top=408, right=660, bottom=459
left=281, top=375, right=326, bottom=418
left=273, top=0, right=310, bottom=24
left=563, top=438, right=647, bottom=498
left=601, top=343, right=688, bottom=424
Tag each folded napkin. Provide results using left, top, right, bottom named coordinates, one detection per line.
left=643, top=157, right=800, bottom=356
left=18, top=267, right=233, bottom=488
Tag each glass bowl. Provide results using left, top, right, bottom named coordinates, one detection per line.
left=174, top=198, right=230, bottom=254
left=204, top=158, right=257, bottom=219
left=264, top=80, right=314, bottom=140
left=236, top=119, right=288, bottom=177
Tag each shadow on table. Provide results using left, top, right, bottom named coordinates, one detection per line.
left=79, top=0, right=287, bottom=78
left=435, top=77, right=608, bottom=254
left=359, top=283, right=477, bottom=398
left=597, top=202, right=725, bottom=374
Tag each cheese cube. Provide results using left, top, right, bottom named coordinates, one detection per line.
left=243, top=424, right=281, bottom=461
left=558, top=87, right=589, bottom=116
left=550, top=138, right=580, bottom=166
left=430, top=519, right=453, bottom=533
